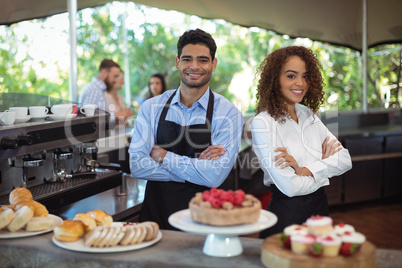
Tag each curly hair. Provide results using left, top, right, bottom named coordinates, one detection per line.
left=177, top=28, right=217, bottom=60
left=255, top=46, right=325, bottom=122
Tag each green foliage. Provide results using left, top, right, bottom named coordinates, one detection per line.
left=0, top=3, right=401, bottom=113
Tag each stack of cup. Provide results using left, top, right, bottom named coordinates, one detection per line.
left=0, top=111, right=16, bottom=125
left=9, top=107, right=29, bottom=123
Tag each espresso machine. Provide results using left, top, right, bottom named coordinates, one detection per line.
left=0, top=111, right=122, bottom=211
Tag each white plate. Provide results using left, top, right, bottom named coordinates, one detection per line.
left=52, top=229, right=162, bottom=253
left=48, top=114, right=76, bottom=121
left=0, top=214, right=63, bottom=239
left=14, top=115, right=32, bottom=123
left=169, top=209, right=277, bottom=236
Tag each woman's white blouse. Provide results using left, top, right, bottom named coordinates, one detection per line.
left=251, top=104, right=352, bottom=197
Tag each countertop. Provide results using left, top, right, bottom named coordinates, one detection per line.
left=1, top=229, right=401, bottom=267
left=52, top=175, right=146, bottom=222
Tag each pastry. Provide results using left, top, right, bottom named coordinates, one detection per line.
left=316, top=234, right=342, bottom=257
left=340, top=232, right=366, bottom=256
left=290, top=234, right=315, bottom=254
left=0, top=208, right=15, bottom=229
left=7, top=205, right=34, bottom=232
left=306, top=215, right=333, bottom=236
left=189, top=188, right=261, bottom=226
left=334, top=223, right=355, bottom=236
left=280, top=224, right=308, bottom=248
left=86, top=210, right=113, bottom=227
left=53, top=220, right=84, bottom=242
left=9, top=188, right=33, bottom=209
left=26, top=216, right=54, bottom=232
left=73, top=213, right=97, bottom=232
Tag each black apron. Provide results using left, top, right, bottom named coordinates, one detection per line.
left=139, top=89, right=214, bottom=230
left=259, top=185, right=329, bottom=238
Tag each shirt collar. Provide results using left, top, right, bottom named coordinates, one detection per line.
left=172, top=87, right=210, bottom=111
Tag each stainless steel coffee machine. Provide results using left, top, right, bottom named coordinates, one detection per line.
left=0, top=111, right=122, bottom=210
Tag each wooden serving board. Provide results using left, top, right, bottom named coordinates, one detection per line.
left=261, top=234, right=376, bottom=268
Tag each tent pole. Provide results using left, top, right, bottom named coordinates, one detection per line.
left=68, top=0, right=78, bottom=103
left=362, top=0, right=368, bottom=113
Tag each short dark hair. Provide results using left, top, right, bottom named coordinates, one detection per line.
left=177, top=29, right=217, bottom=60
left=99, top=59, right=120, bottom=72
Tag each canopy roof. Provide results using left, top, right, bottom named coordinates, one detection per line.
left=1, top=0, right=401, bottom=51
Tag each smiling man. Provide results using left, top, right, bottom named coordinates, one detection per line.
left=129, top=29, right=244, bottom=230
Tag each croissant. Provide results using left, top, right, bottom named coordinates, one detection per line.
left=32, top=200, right=49, bottom=217
left=86, top=210, right=113, bottom=227
left=9, top=188, right=33, bottom=209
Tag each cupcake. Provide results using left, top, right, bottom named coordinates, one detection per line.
left=316, top=234, right=342, bottom=257
left=290, top=234, right=315, bottom=254
left=340, top=232, right=366, bottom=256
left=334, top=223, right=355, bottom=236
left=306, top=215, right=333, bottom=236
left=280, top=224, right=308, bottom=248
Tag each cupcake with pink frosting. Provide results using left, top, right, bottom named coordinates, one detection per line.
left=340, top=232, right=366, bottom=256
left=334, top=223, right=355, bottom=236
left=316, top=234, right=342, bottom=257
left=291, top=234, right=315, bottom=254
left=280, top=224, right=308, bottom=248
left=306, top=215, right=333, bottom=236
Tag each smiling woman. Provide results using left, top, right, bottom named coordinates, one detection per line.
left=251, top=46, right=352, bottom=238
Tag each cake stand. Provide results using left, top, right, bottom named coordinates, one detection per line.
left=168, top=209, right=277, bottom=257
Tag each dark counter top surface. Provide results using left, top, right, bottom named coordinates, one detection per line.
left=52, top=175, right=146, bottom=221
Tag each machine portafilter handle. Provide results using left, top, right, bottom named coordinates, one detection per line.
left=55, top=170, right=96, bottom=181
left=22, top=156, right=44, bottom=188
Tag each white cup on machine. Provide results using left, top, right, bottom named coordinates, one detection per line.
left=51, top=104, right=73, bottom=117
left=29, top=106, right=49, bottom=118
left=0, top=111, right=16, bottom=125
left=9, top=107, right=28, bottom=119
left=80, top=104, right=97, bottom=117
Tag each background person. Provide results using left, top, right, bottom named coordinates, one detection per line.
left=129, top=29, right=244, bottom=230
left=139, top=73, right=167, bottom=105
left=251, top=46, right=352, bottom=238
left=79, top=59, right=121, bottom=120
left=104, top=70, right=133, bottom=124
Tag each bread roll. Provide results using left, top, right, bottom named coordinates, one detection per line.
left=9, top=188, right=33, bottom=209
left=141, top=221, right=159, bottom=241
left=73, top=213, right=96, bottom=232
left=7, top=205, right=34, bottom=232
left=0, top=209, right=15, bottom=229
left=84, top=226, right=102, bottom=247
left=54, top=220, right=84, bottom=242
left=120, top=226, right=135, bottom=246
left=86, top=210, right=113, bottom=227
left=14, top=201, right=35, bottom=212
left=26, top=216, right=54, bottom=232
left=32, top=201, right=49, bottom=217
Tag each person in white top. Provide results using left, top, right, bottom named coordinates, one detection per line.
left=104, top=70, right=133, bottom=124
left=251, top=46, right=352, bottom=238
